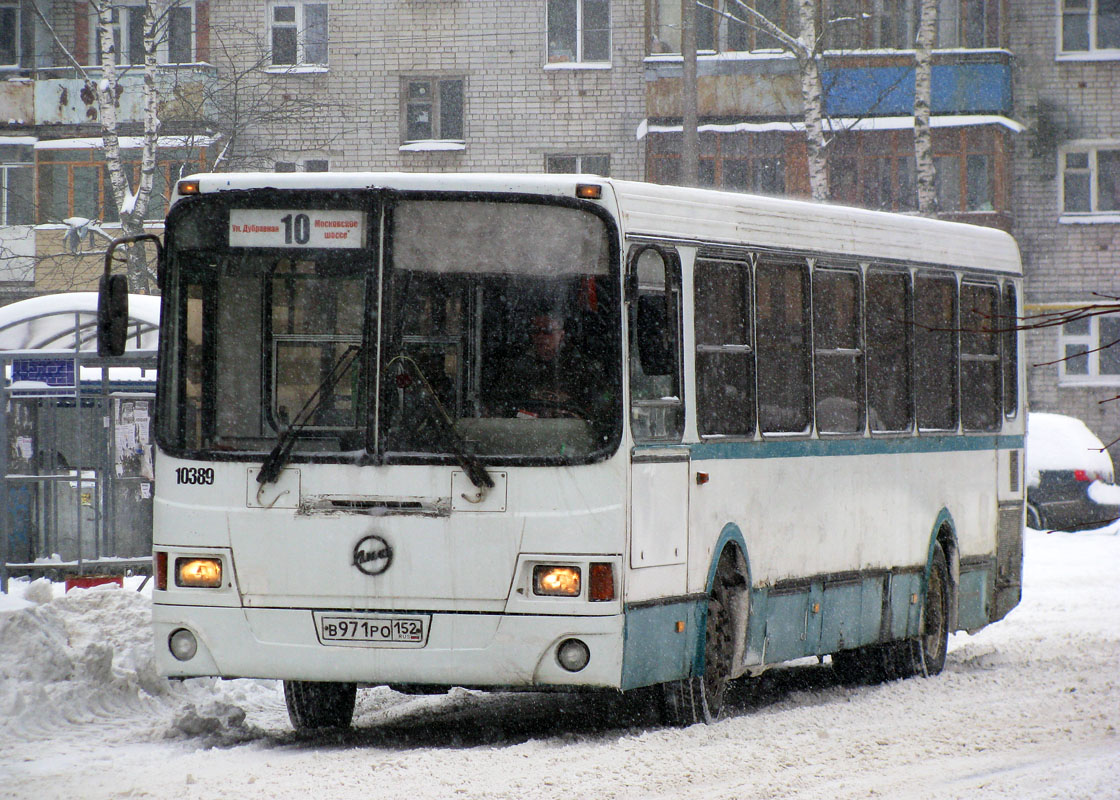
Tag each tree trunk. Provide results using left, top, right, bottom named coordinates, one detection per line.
left=798, top=0, right=829, bottom=201
left=914, top=0, right=938, bottom=214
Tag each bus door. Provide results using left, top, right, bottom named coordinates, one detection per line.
left=628, top=246, right=688, bottom=586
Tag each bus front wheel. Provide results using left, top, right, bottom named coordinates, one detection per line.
left=661, top=557, right=737, bottom=726
left=283, top=680, right=357, bottom=730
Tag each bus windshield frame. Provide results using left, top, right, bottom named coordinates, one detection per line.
left=155, top=188, right=624, bottom=467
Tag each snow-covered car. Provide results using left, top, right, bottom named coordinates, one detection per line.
left=1026, top=412, right=1120, bottom=530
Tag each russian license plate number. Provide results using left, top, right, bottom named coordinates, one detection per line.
left=316, top=614, right=427, bottom=647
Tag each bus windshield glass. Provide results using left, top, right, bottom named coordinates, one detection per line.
left=157, top=192, right=622, bottom=464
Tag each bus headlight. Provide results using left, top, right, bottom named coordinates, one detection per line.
left=176, top=557, right=223, bottom=588
left=533, top=565, right=581, bottom=597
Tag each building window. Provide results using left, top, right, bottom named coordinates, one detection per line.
left=829, top=131, right=917, bottom=211
left=270, top=2, right=328, bottom=67
left=36, top=147, right=206, bottom=224
left=545, top=154, right=609, bottom=175
left=275, top=159, right=329, bottom=172
left=937, top=0, right=1000, bottom=48
left=90, top=2, right=198, bottom=65
left=650, top=0, right=795, bottom=53
left=1061, top=145, right=1120, bottom=215
left=1059, top=312, right=1120, bottom=383
left=1061, top=0, right=1120, bottom=55
left=403, top=78, right=464, bottom=142
left=1, top=146, right=34, bottom=225
left=933, top=127, right=997, bottom=213
left=548, top=0, right=610, bottom=63
left=1, top=4, right=19, bottom=66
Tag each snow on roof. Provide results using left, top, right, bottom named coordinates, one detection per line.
left=637, top=114, right=1025, bottom=139
left=34, top=135, right=219, bottom=150
left=0, top=292, right=160, bottom=352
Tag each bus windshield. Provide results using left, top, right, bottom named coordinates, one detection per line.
left=157, top=192, right=623, bottom=464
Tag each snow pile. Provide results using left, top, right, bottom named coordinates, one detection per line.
left=1, top=529, right=1117, bottom=799
left=0, top=582, right=264, bottom=748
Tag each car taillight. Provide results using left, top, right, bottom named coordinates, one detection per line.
left=1074, top=469, right=1090, bottom=482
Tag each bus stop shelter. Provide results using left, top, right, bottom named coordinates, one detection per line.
left=1, top=292, right=159, bottom=591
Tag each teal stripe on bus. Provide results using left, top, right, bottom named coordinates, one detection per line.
left=637, top=434, right=1026, bottom=461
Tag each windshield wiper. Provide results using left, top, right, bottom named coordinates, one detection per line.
left=257, top=344, right=362, bottom=487
left=386, top=354, right=494, bottom=493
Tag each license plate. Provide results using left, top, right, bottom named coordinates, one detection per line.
left=314, top=613, right=428, bottom=647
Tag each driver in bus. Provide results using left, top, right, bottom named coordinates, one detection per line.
left=496, top=308, right=590, bottom=419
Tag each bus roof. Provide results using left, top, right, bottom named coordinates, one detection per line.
left=175, top=172, right=1022, bottom=276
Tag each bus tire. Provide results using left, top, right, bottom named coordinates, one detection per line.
left=283, top=680, right=357, bottom=730
left=661, top=557, right=736, bottom=726
left=916, top=542, right=951, bottom=676
left=893, top=542, right=951, bottom=679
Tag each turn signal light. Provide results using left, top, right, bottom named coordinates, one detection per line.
left=589, top=562, right=615, bottom=602
left=176, top=557, right=222, bottom=588
left=575, top=183, right=602, bottom=199
left=176, top=179, right=200, bottom=195
left=155, top=551, right=167, bottom=591
left=533, top=565, right=581, bottom=597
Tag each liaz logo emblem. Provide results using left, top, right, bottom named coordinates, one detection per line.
left=353, top=534, right=393, bottom=576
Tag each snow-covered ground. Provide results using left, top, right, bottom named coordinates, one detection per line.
left=2, top=526, right=1118, bottom=800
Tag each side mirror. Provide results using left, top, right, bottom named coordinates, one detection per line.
left=97, top=273, right=129, bottom=357
left=97, top=233, right=162, bottom=357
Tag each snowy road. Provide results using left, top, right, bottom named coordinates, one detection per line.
left=2, top=528, right=1118, bottom=799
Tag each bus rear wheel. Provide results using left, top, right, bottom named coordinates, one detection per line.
left=661, top=558, right=736, bottom=726
left=834, top=543, right=951, bottom=683
left=283, top=680, right=357, bottom=730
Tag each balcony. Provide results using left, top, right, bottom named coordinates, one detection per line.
left=644, top=50, right=1013, bottom=121
left=1, top=64, right=218, bottom=128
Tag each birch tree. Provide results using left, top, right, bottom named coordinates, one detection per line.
left=30, top=0, right=179, bottom=293
left=704, top=0, right=831, bottom=200
left=914, top=0, right=938, bottom=213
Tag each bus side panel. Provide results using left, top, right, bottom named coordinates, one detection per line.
left=619, top=599, right=703, bottom=690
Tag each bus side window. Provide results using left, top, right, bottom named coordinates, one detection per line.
left=961, top=282, right=1001, bottom=431
left=813, top=268, right=864, bottom=435
left=1002, top=283, right=1019, bottom=418
left=756, top=257, right=810, bottom=434
left=866, top=269, right=913, bottom=433
left=914, top=273, right=958, bottom=431
left=695, top=259, right=753, bottom=437
left=629, top=246, right=683, bottom=442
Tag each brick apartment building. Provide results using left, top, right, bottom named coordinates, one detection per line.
left=206, top=0, right=646, bottom=178
left=1010, top=0, right=1120, bottom=454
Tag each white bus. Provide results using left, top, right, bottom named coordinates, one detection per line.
left=99, top=173, right=1024, bottom=728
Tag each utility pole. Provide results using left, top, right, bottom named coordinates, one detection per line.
left=680, top=0, right=699, bottom=187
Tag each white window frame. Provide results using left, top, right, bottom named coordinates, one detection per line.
left=1, top=2, right=20, bottom=68
left=266, top=1, right=328, bottom=72
left=544, top=153, right=610, bottom=175
left=0, top=162, right=34, bottom=225
left=1057, top=309, right=1120, bottom=384
left=399, top=77, right=466, bottom=148
left=274, top=158, right=330, bottom=172
left=88, top=1, right=197, bottom=66
left=1059, top=141, right=1120, bottom=223
left=545, top=0, right=612, bottom=69
left=1057, top=0, right=1120, bottom=60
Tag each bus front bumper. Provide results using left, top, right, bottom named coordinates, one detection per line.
left=153, top=604, right=625, bottom=689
